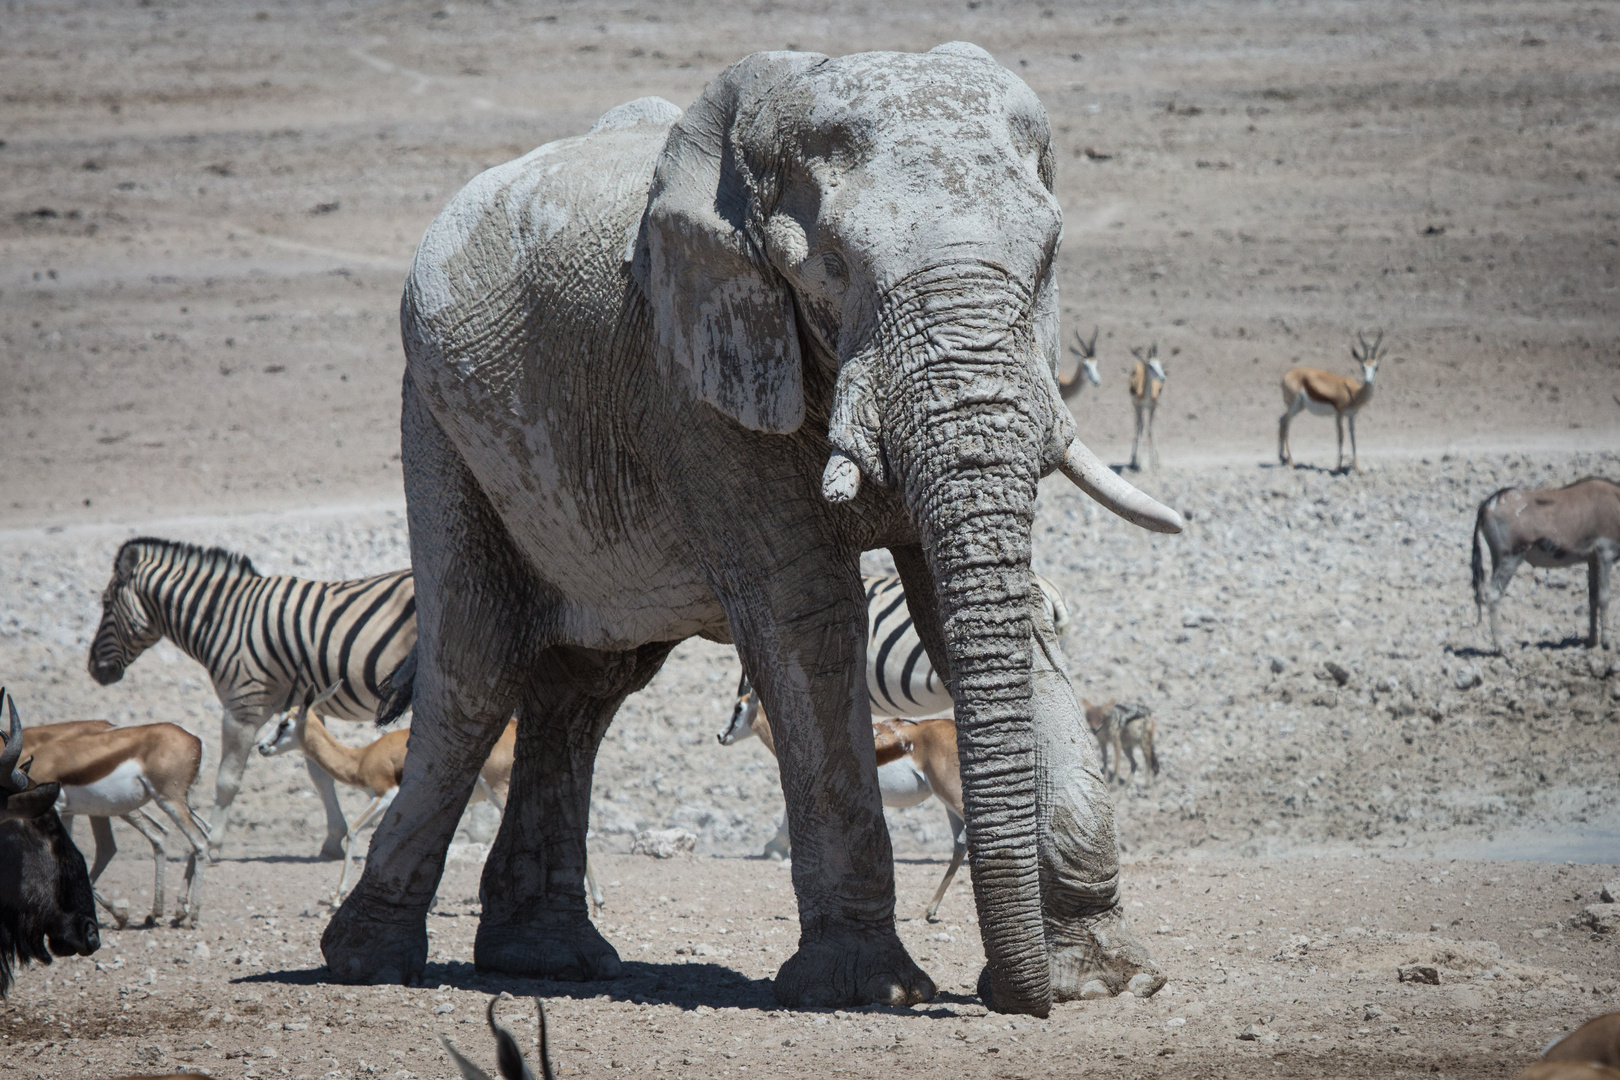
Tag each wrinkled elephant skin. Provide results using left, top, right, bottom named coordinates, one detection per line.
left=321, top=44, right=1167, bottom=1015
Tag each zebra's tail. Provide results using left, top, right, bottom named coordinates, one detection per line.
left=376, top=644, right=417, bottom=727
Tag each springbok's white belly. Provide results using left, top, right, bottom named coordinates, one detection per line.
left=877, top=757, right=933, bottom=809
left=1300, top=394, right=1338, bottom=417
left=55, top=759, right=148, bottom=817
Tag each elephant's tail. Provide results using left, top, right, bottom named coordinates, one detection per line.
left=375, top=644, right=416, bottom=727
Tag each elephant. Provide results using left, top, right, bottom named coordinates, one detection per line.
left=320, top=43, right=1184, bottom=1017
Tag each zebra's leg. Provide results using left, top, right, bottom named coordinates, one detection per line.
left=474, top=641, right=674, bottom=980
left=925, top=807, right=966, bottom=922
left=206, top=705, right=265, bottom=859
left=304, top=755, right=348, bottom=861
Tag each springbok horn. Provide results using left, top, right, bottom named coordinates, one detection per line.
left=0, top=689, right=27, bottom=793
left=1059, top=439, right=1185, bottom=534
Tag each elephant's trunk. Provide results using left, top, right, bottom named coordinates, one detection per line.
left=881, top=299, right=1053, bottom=1014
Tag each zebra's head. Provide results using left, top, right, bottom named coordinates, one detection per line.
left=88, top=541, right=165, bottom=685
left=717, top=672, right=760, bottom=746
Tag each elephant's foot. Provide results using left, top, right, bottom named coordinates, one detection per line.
left=475, top=915, right=622, bottom=982
left=774, top=928, right=935, bottom=1009
left=319, top=836, right=347, bottom=861
left=321, top=895, right=428, bottom=985
left=1048, top=904, right=1165, bottom=1001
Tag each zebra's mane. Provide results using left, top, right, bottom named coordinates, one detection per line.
left=118, top=536, right=262, bottom=580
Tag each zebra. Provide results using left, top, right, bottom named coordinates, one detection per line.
left=88, top=537, right=415, bottom=859
left=720, top=572, right=1071, bottom=873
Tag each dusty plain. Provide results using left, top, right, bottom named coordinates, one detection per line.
left=1, top=1, right=1619, bottom=1078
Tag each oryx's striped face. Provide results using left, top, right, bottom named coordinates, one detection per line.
left=88, top=552, right=160, bottom=686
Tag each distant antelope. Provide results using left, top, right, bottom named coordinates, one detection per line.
left=1472, top=477, right=1620, bottom=651
left=721, top=705, right=966, bottom=921
left=1084, top=700, right=1160, bottom=785
left=1058, top=326, right=1102, bottom=400
left=21, top=720, right=165, bottom=928
left=1279, top=330, right=1384, bottom=473
left=258, top=686, right=606, bottom=909
left=18, top=719, right=210, bottom=928
left=1128, top=344, right=1166, bottom=471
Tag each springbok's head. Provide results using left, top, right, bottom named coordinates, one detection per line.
left=1072, top=326, right=1101, bottom=387
left=1352, top=329, right=1385, bottom=385
left=1132, top=343, right=1166, bottom=384
left=256, top=681, right=341, bottom=758
left=716, top=673, right=760, bottom=747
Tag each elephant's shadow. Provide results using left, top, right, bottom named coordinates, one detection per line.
left=235, top=960, right=975, bottom=1015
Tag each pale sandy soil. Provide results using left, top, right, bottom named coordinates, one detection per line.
left=1, top=1, right=1618, bottom=1078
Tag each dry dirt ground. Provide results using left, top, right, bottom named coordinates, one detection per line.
left=2, top=1, right=1619, bottom=1078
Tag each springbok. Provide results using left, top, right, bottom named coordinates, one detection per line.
left=0, top=690, right=101, bottom=996
left=1084, top=700, right=1159, bottom=785
left=1278, top=330, right=1384, bottom=474
left=257, top=686, right=602, bottom=908
left=720, top=703, right=966, bottom=920
left=1058, top=326, right=1102, bottom=400
left=21, top=720, right=162, bottom=928
left=1472, top=477, right=1620, bottom=652
left=1128, top=344, right=1166, bottom=471
left=443, top=996, right=555, bottom=1080
left=20, top=719, right=210, bottom=928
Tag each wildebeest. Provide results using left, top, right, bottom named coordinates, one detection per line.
left=0, top=689, right=100, bottom=997
left=1472, top=477, right=1620, bottom=651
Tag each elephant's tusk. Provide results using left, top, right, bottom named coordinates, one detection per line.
left=1059, top=439, right=1184, bottom=534
left=821, top=451, right=861, bottom=504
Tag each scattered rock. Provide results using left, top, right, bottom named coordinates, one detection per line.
left=1602, top=880, right=1619, bottom=904
left=1078, top=979, right=1111, bottom=1000
left=1398, top=964, right=1441, bottom=984
left=1181, top=607, right=1218, bottom=630
left=1572, top=904, right=1618, bottom=934
left=1323, top=661, right=1351, bottom=687
left=1452, top=667, right=1483, bottom=691
left=630, top=828, right=697, bottom=858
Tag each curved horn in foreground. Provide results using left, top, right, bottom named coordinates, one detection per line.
left=1058, top=440, right=1185, bottom=534
left=0, top=689, right=27, bottom=793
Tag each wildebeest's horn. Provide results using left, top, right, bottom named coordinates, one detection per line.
left=1059, top=439, right=1185, bottom=534
left=0, top=689, right=27, bottom=793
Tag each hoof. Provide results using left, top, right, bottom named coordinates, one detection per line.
left=321, top=897, right=427, bottom=985
left=1049, top=904, right=1166, bottom=1002
left=475, top=918, right=623, bottom=982
left=774, top=929, right=935, bottom=1009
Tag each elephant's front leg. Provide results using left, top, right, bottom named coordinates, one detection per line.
left=475, top=642, right=673, bottom=980
left=734, top=571, right=935, bottom=1009
left=1027, top=617, right=1165, bottom=1001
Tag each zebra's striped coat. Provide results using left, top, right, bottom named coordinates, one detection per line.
left=90, top=537, right=415, bottom=857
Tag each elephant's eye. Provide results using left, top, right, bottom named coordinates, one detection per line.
left=821, top=251, right=846, bottom=281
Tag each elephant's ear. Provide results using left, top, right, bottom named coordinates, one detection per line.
left=633, top=51, right=822, bottom=435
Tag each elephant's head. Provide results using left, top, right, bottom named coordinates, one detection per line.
left=634, top=44, right=1180, bottom=1016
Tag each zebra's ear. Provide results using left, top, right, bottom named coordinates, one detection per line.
left=115, top=544, right=141, bottom=580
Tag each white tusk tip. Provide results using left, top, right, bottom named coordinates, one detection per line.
left=821, top=452, right=861, bottom=504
